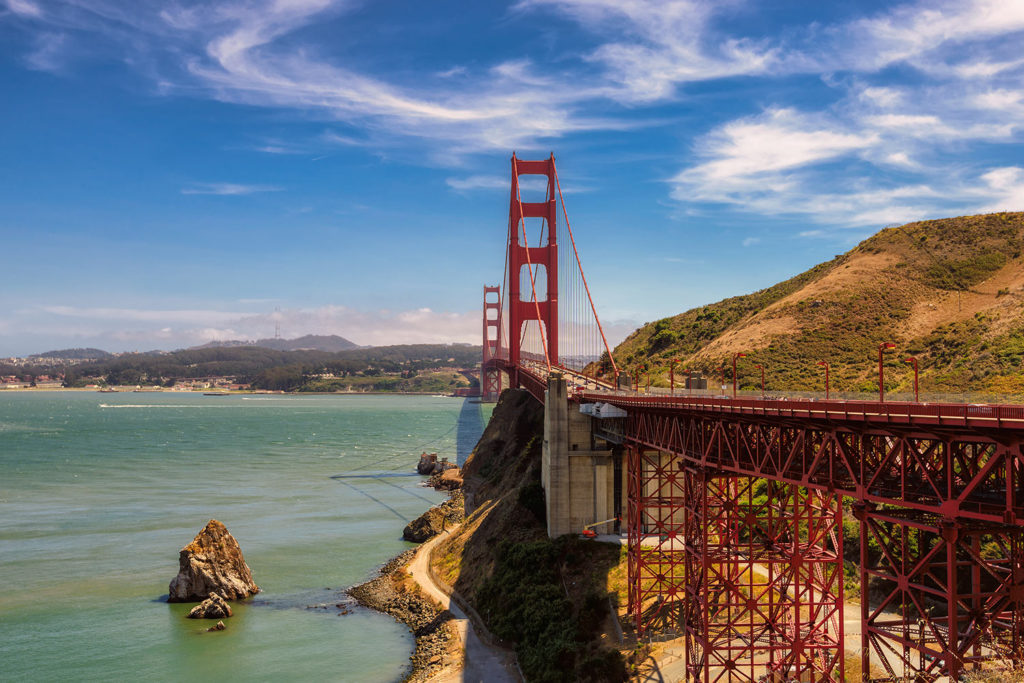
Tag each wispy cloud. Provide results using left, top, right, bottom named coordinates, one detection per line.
left=445, top=175, right=507, bottom=191
left=24, top=31, right=65, bottom=71
left=181, top=182, right=283, bottom=196
left=5, top=0, right=42, bottom=18
left=974, top=167, right=1024, bottom=214
left=5, top=0, right=1024, bottom=229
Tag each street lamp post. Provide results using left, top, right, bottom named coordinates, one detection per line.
left=669, top=358, right=679, bottom=395
left=878, top=342, right=896, bottom=402
left=817, top=361, right=830, bottom=400
left=732, top=352, right=747, bottom=399
left=904, top=357, right=919, bottom=402
left=754, top=364, right=765, bottom=398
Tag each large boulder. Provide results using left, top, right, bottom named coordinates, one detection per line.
left=402, top=493, right=465, bottom=543
left=187, top=592, right=233, bottom=619
left=168, top=520, right=259, bottom=602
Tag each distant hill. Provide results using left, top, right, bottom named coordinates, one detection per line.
left=30, top=347, right=113, bottom=360
left=192, top=334, right=360, bottom=353
left=611, top=212, right=1024, bottom=396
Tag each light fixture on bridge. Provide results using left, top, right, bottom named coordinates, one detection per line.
left=817, top=360, right=830, bottom=400
left=878, top=342, right=897, bottom=402
left=904, top=356, right=919, bottom=403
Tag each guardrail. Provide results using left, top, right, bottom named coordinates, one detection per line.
left=580, top=390, right=1024, bottom=429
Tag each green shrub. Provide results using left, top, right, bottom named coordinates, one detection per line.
left=476, top=538, right=627, bottom=682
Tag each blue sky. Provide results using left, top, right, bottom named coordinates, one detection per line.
left=2, top=0, right=1023, bottom=355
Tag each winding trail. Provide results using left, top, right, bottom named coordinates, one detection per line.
left=407, top=528, right=519, bottom=683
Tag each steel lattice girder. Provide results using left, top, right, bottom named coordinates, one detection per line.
left=625, top=409, right=1024, bottom=524
left=628, top=447, right=686, bottom=635
left=855, top=504, right=1024, bottom=682
left=623, top=409, right=1024, bottom=681
left=682, top=470, right=844, bottom=682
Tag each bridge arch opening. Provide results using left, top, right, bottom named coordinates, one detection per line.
left=519, top=263, right=548, bottom=301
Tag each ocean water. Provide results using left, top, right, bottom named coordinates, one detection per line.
left=0, top=391, right=490, bottom=682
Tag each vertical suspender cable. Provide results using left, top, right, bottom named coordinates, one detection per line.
left=553, top=163, right=620, bottom=381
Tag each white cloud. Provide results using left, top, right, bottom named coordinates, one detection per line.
left=517, top=0, right=777, bottom=102
left=672, top=109, right=875, bottom=203
left=858, top=86, right=904, bottom=108
left=181, top=182, right=283, bottom=195
left=5, top=0, right=1024, bottom=236
left=952, top=57, right=1024, bottom=78
left=5, top=0, right=41, bottom=17
left=741, top=237, right=760, bottom=247
left=838, top=0, right=1024, bottom=72
left=445, top=175, right=508, bottom=191
left=24, top=31, right=65, bottom=71
left=976, top=167, right=1024, bottom=213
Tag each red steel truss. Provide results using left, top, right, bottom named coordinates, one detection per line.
left=681, top=471, right=844, bottom=682
left=855, top=504, right=1024, bottom=681
left=627, top=448, right=686, bottom=635
left=604, top=399, right=1024, bottom=681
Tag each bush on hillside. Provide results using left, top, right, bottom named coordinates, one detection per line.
left=476, top=537, right=627, bottom=682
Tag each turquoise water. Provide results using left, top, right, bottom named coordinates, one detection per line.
left=0, top=392, right=490, bottom=682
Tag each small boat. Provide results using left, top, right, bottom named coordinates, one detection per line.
left=203, top=392, right=230, bottom=396
left=98, top=388, right=117, bottom=393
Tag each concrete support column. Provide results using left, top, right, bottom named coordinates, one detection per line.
left=543, top=373, right=571, bottom=537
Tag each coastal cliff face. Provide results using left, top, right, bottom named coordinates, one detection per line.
left=433, top=389, right=627, bottom=682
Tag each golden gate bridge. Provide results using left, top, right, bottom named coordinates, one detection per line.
left=481, top=154, right=1024, bottom=682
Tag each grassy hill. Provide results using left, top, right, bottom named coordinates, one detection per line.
left=611, top=212, right=1024, bottom=397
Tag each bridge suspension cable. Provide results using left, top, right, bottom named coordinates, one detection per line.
left=553, top=162, right=619, bottom=381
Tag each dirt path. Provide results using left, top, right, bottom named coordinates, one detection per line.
left=407, top=528, right=520, bottom=683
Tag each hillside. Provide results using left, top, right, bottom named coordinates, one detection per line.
left=52, top=343, right=481, bottom=390
left=612, top=212, right=1024, bottom=397
left=29, top=347, right=112, bottom=360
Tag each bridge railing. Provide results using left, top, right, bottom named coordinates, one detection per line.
left=579, top=389, right=1024, bottom=428
left=612, top=384, right=1024, bottom=404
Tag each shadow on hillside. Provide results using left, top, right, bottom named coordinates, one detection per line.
left=455, top=398, right=485, bottom=467
left=434, top=389, right=630, bottom=681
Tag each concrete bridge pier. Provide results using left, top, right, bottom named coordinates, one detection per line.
left=542, top=373, right=619, bottom=539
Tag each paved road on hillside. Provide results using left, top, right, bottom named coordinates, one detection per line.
left=408, top=528, right=519, bottom=683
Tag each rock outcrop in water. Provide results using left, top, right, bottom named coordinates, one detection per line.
left=168, top=520, right=259, bottom=602
left=187, top=592, right=233, bottom=619
left=428, top=467, right=462, bottom=491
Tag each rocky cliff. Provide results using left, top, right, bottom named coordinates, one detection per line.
left=168, top=520, right=259, bottom=602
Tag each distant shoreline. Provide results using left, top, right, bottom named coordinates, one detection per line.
left=0, top=387, right=473, bottom=397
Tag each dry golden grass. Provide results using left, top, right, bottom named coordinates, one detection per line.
left=612, top=212, right=1024, bottom=395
